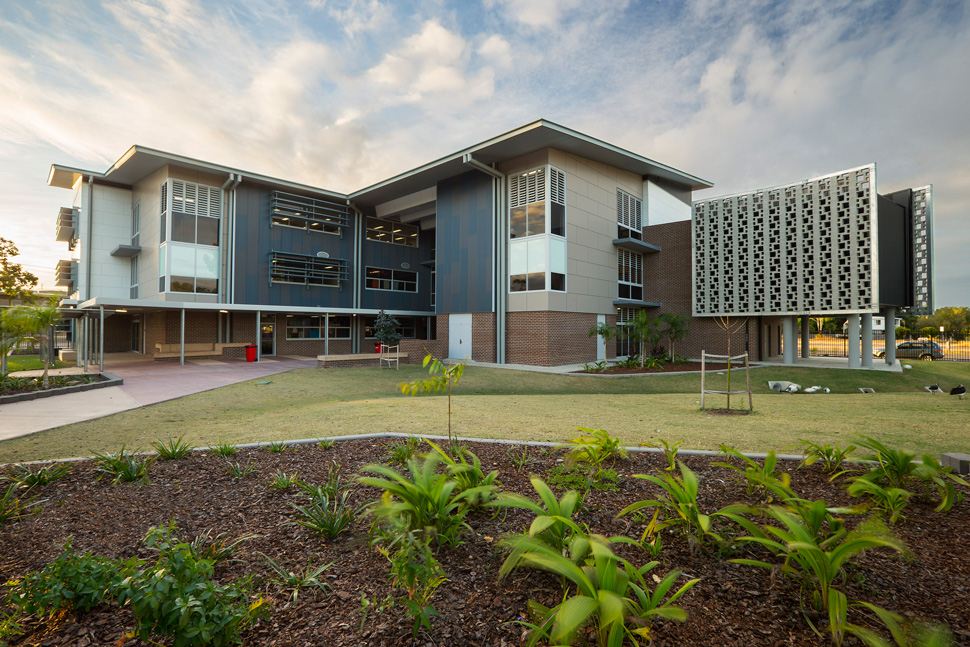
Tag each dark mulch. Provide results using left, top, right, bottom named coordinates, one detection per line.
left=1, top=441, right=968, bottom=646
left=0, top=374, right=106, bottom=396
left=575, top=361, right=736, bottom=374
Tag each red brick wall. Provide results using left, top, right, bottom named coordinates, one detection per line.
left=472, top=312, right=496, bottom=362
left=506, top=311, right=600, bottom=366
left=644, top=220, right=760, bottom=360
left=163, top=310, right=220, bottom=344
left=103, top=314, right=131, bottom=353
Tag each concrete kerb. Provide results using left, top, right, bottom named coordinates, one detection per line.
left=0, top=372, right=123, bottom=405
left=1, top=432, right=807, bottom=467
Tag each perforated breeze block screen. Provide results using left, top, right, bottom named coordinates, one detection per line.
left=692, top=165, right=877, bottom=317
left=910, top=185, right=933, bottom=315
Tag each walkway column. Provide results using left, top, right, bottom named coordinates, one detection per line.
left=180, top=308, right=185, bottom=366
left=255, top=311, right=261, bottom=361
left=99, top=306, right=105, bottom=373
left=783, top=316, right=796, bottom=365
left=800, top=316, right=811, bottom=359
left=847, top=313, right=861, bottom=368
left=861, top=313, right=873, bottom=368
left=884, top=307, right=896, bottom=366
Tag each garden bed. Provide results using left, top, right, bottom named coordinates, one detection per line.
left=1, top=439, right=967, bottom=646
left=0, top=373, right=117, bottom=404
left=574, top=361, right=737, bottom=375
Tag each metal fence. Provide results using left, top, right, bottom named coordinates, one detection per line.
left=803, top=334, right=970, bottom=362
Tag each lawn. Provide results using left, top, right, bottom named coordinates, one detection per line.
left=3, top=355, right=69, bottom=373
left=2, top=359, right=968, bottom=464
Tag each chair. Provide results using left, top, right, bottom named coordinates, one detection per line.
left=379, top=344, right=400, bottom=370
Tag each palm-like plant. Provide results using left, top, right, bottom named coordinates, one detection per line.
left=501, top=533, right=699, bottom=647
left=7, top=298, right=61, bottom=387
left=0, top=306, right=33, bottom=376
left=589, top=311, right=662, bottom=369
left=658, top=312, right=689, bottom=361
left=491, top=476, right=584, bottom=556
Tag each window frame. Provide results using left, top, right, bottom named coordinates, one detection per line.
left=269, top=252, right=348, bottom=288
left=508, top=165, right=567, bottom=294
left=366, top=217, right=419, bottom=247
left=364, top=266, right=418, bottom=293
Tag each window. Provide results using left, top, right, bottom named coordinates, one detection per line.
left=270, top=252, right=347, bottom=287
left=284, top=314, right=351, bottom=340
left=130, top=256, right=138, bottom=299
left=169, top=245, right=219, bottom=293
left=365, top=267, right=417, bottom=292
left=508, top=166, right=566, bottom=292
left=160, top=183, right=167, bottom=243
left=271, top=191, right=349, bottom=234
left=171, top=180, right=220, bottom=246
left=616, top=307, right=641, bottom=357
left=367, top=217, right=418, bottom=247
left=618, top=249, right=643, bottom=301
left=131, top=202, right=140, bottom=245
left=430, top=268, right=436, bottom=309
left=363, top=315, right=432, bottom=340
left=617, top=189, right=642, bottom=240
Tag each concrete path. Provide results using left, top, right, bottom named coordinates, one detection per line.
left=1, top=354, right=317, bottom=441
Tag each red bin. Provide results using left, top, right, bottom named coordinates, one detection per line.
left=375, top=342, right=382, bottom=353
left=245, top=345, right=257, bottom=362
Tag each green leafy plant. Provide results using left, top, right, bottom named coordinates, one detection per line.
left=212, top=440, right=238, bottom=458
left=225, top=461, right=256, bottom=478
left=729, top=507, right=905, bottom=642
left=491, top=476, right=585, bottom=555
left=189, top=529, right=259, bottom=564
left=564, top=427, right=628, bottom=477
left=266, top=441, right=288, bottom=453
left=426, top=440, right=499, bottom=508
left=500, top=532, right=699, bottom=647
left=0, top=483, right=42, bottom=526
left=847, top=479, right=912, bottom=525
left=373, top=309, right=402, bottom=347
left=798, top=439, right=856, bottom=474
left=400, top=354, right=466, bottom=447
left=842, top=600, right=955, bottom=647
left=547, top=464, right=620, bottom=494
left=290, top=490, right=366, bottom=539
left=318, top=439, right=335, bottom=450
left=854, top=436, right=969, bottom=512
left=715, top=445, right=792, bottom=502
left=5, top=462, right=73, bottom=490
left=360, top=453, right=483, bottom=547
left=618, top=461, right=718, bottom=554
left=659, top=312, right=690, bottom=361
left=151, top=435, right=193, bottom=460
left=9, top=537, right=142, bottom=615
left=589, top=310, right=663, bottom=369
left=376, top=529, right=447, bottom=637
left=260, top=554, right=333, bottom=603
left=641, top=438, right=683, bottom=471
left=91, top=446, right=156, bottom=484
left=298, top=460, right=344, bottom=501
left=509, top=445, right=532, bottom=470
left=268, top=470, right=303, bottom=490
left=383, top=436, right=421, bottom=465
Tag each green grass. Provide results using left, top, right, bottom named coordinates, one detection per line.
left=1, top=361, right=968, bottom=463
left=4, top=355, right=69, bottom=373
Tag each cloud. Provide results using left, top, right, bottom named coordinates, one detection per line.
left=309, top=0, right=391, bottom=37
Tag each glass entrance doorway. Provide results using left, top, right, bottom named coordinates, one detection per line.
left=260, top=314, right=275, bottom=356
left=131, top=317, right=142, bottom=353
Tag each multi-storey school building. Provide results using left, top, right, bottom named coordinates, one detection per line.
left=49, top=120, right=932, bottom=368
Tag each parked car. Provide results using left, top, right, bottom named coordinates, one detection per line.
left=874, top=341, right=944, bottom=360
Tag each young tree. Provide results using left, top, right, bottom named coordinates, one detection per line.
left=400, top=354, right=465, bottom=451
left=373, top=309, right=402, bottom=348
left=0, top=238, right=39, bottom=305
left=7, top=297, right=62, bottom=387
left=659, top=312, right=690, bottom=360
left=0, top=307, right=33, bottom=375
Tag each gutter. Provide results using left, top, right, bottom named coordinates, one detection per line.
left=85, top=175, right=94, bottom=301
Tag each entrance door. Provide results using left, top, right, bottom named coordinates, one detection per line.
left=261, top=315, right=275, bottom=356
left=448, top=314, right=472, bottom=360
left=131, top=317, right=142, bottom=353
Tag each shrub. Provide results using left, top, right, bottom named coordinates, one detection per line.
left=426, top=441, right=500, bottom=508
left=564, top=427, right=628, bottom=476
left=92, top=446, right=155, bottom=484
left=854, top=436, right=969, bottom=511
left=5, top=462, right=73, bottom=491
left=189, top=529, right=259, bottom=564
left=715, top=445, right=792, bottom=502
left=212, top=440, right=238, bottom=458
left=260, top=554, right=333, bottom=604
left=491, top=476, right=584, bottom=556
left=225, top=461, right=256, bottom=478
left=382, top=436, right=421, bottom=465
left=290, top=490, right=366, bottom=539
left=798, top=439, right=856, bottom=474
left=268, top=470, right=303, bottom=490
left=266, top=441, right=287, bottom=453
left=151, top=435, right=193, bottom=460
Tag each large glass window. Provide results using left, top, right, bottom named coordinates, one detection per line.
left=271, top=191, right=349, bottom=235
left=285, top=314, right=351, bottom=340
left=363, top=315, right=432, bottom=340
left=366, top=217, right=418, bottom=247
left=617, top=189, right=643, bottom=241
left=168, top=245, right=219, bottom=294
left=158, top=180, right=222, bottom=294
left=270, top=252, right=347, bottom=287
left=618, top=249, right=643, bottom=301
left=365, top=267, right=418, bottom=292
left=617, top=307, right=640, bottom=357
left=508, top=166, right=566, bottom=292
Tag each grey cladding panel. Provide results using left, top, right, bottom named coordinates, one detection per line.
left=436, top=171, right=494, bottom=314
left=361, top=233, right=428, bottom=311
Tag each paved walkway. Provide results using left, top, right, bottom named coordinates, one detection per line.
left=1, top=353, right=317, bottom=442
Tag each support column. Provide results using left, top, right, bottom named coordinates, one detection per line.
left=99, top=305, right=104, bottom=373
left=861, top=313, right=873, bottom=368
left=782, top=316, right=796, bottom=365
left=180, top=308, right=185, bottom=366
left=256, top=311, right=261, bottom=361
left=800, top=316, right=811, bottom=359
left=847, top=313, right=861, bottom=369
left=884, top=307, right=896, bottom=366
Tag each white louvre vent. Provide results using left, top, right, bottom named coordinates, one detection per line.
left=617, top=190, right=642, bottom=231
left=171, top=180, right=222, bottom=217
left=160, top=182, right=168, bottom=215
left=509, top=168, right=546, bottom=208
left=550, top=168, right=565, bottom=205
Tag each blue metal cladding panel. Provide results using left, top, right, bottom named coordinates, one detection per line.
left=360, top=228, right=429, bottom=311
left=435, top=171, right=494, bottom=314
left=232, top=183, right=354, bottom=308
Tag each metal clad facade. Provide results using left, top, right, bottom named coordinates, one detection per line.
left=435, top=171, right=494, bottom=314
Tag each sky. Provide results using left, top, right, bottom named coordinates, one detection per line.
left=1, top=0, right=967, bottom=306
